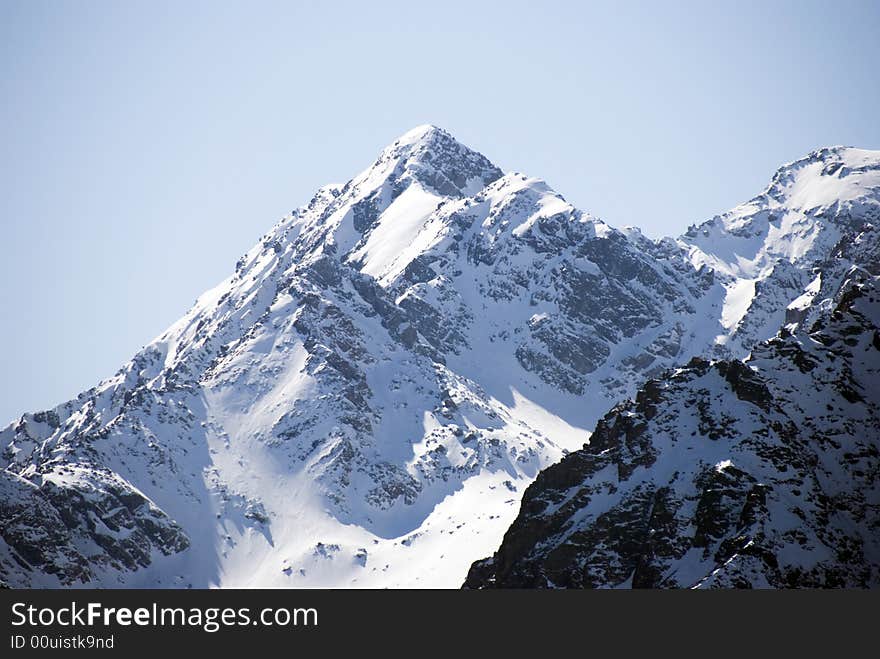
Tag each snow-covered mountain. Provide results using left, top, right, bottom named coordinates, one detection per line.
left=465, top=271, right=880, bottom=588
left=1, top=126, right=878, bottom=588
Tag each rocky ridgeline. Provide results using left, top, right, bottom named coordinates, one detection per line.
left=465, top=273, right=880, bottom=588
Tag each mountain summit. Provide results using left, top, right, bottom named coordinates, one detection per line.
left=2, top=128, right=879, bottom=588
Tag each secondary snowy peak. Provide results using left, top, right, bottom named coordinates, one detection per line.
left=682, top=146, right=880, bottom=278
left=763, top=146, right=880, bottom=213
left=678, top=146, right=880, bottom=355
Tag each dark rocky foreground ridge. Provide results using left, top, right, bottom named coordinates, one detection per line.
left=2, top=127, right=879, bottom=587
left=465, top=273, right=880, bottom=588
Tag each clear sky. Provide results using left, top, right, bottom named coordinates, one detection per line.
left=2, top=0, right=879, bottom=424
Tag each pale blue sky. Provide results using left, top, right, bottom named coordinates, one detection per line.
left=2, top=0, right=879, bottom=423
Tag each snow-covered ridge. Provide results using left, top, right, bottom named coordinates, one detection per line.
left=679, top=145, right=880, bottom=355
left=1, top=128, right=878, bottom=588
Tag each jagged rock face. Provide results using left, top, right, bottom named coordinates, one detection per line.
left=464, top=275, right=880, bottom=589
left=2, top=126, right=878, bottom=588
left=0, top=467, right=188, bottom=587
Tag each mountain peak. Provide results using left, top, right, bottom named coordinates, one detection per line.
left=394, top=123, right=448, bottom=146
left=373, top=125, right=503, bottom=198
